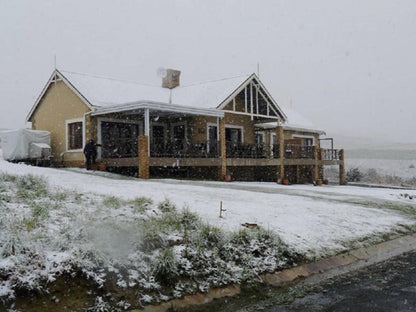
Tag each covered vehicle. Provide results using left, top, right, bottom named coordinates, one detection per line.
left=0, top=128, right=51, bottom=163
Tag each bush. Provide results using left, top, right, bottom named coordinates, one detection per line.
left=127, top=197, right=153, bottom=213
left=102, top=196, right=122, bottom=209
left=153, top=248, right=178, bottom=286
left=199, top=224, right=224, bottom=249
left=139, top=222, right=167, bottom=252
left=179, top=207, right=200, bottom=231
left=158, top=198, right=177, bottom=213
left=346, top=168, right=363, bottom=182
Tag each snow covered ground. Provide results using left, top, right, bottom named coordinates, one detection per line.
left=1, top=155, right=415, bottom=257
left=346, top=158, right=416, bottom=180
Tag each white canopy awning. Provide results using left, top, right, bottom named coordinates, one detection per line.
left=90, top=100, right=224, bottom=118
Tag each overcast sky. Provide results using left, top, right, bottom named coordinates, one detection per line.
left=1, top=0, right=415, bottom=146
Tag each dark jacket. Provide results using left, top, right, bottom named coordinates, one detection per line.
left=84, top=140, right=98, bottom=158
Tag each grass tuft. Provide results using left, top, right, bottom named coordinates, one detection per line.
left=102, top=196, right=122, bottom=209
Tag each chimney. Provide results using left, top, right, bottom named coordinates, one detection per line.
left=162, top=69, right=181, bottom=89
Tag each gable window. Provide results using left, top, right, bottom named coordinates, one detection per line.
left=66, top=119, right=83, bottom=151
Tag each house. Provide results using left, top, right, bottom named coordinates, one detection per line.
left=26, top=69, right=345, bottom=184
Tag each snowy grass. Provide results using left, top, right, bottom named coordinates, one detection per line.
left=0, top=172, right=299, bottom=309
left=1, top=153, right=416, bottom=309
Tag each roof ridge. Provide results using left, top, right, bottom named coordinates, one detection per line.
left=59, top=69, right=161, bottom=88
left=180, top=73, right=253, bottom=88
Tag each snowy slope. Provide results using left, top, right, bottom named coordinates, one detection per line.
left=0, top=155, right=414, bottom=256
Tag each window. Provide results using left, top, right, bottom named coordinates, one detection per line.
left=67, top=121, right=83, bottom=150
left=255, top=132, right=265, bottom=145
left=304, top=138, right=314, bottom=146
left=225, top=127, right=242, bottom=145
left=101, top=121, right=139, bottom=158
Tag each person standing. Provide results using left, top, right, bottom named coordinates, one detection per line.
left=83, top=139, right=99, bottom=170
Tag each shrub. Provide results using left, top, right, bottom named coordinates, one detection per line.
left=127, top=197, right=153, bottom=213
left=153, top=248, right=178, bottom=286
left=139, top=222, right=167, bottom=252
left=199, top=224, right=224, bottom=249
left=179, top=207, right=200, bottom=231
left=346, top=168, right=363, bottom=182
left=102, top=196, right=122, bottom=209
left=158, top=198, right=177, bottom=214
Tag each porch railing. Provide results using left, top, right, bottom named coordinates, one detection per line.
left=150, top=141, right=220, bottom=158
left=284, top=145, right=314, bottom=159
left=324, top=149, right=341, bottom=160
left=101, top=138, right=138, bottom=158
left=101, top=138, right=337, bottom=161
left=226, top=142, right=271, bottom=159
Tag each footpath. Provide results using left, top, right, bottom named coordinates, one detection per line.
left=138, top=233, right=416, bottom=312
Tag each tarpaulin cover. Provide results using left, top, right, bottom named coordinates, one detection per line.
left=0, top=129, right=50, bottom=161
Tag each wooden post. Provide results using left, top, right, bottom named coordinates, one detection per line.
left=276, top=125, right=285, bottom=183
left=219, top=118, right=226, bottom=181
left=138, top=135, right=149, bottom=179
left=339, top=149, right=346, bottom=185
left=313, top=145, right=319, bottom=183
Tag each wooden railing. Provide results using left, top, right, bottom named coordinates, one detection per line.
left=324, top=149, right=341, bottom=160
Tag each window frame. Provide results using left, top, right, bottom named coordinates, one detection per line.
left=65, top=118, right=84, bottom=152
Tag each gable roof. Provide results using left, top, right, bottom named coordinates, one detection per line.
left=27, top=69, right=286, bottom=122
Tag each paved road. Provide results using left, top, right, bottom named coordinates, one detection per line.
left=265, top=250, right=416, bottom=312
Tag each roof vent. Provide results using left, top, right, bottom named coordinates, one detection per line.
left=162, top=69, right=181, bottom=89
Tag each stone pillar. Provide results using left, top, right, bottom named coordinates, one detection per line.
left=339, top=149, right=346, bottom=185
left=313, top=145, right=319, bottom=183
left=84, top=113, right=92, bottom=142
left=138, top=135, right=149, bottom=179
left=276, top=126, right=285, bottom=183
left=219, top=118, right=227, bottom=181
left=296, top=165, right=301, bottom=184
left=319, top=148, right=325, bottom=180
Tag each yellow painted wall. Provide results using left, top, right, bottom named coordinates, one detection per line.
left=29, top=80, right=91, bottom=165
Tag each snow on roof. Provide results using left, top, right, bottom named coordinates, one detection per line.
left=171, top=75, right=251, bottom=109
left=60, top=70, right=170, bottom=106
left=60, top=70, right=251, bottom=110
left=255, top=105, right=325, bottom=134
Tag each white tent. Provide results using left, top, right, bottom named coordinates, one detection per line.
left=0, top=129, right=50, bottom=161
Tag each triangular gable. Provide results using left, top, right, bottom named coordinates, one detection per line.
left=217, top=73, right=287, bottom=121
left=26, top=69, right=94, bottom=122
